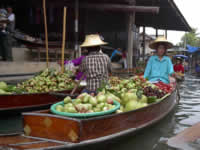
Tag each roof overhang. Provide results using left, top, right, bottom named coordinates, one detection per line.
left=135, top=0, right=191, bottom=31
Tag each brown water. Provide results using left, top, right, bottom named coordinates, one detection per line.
left=0, top=74, right=200, bottom=150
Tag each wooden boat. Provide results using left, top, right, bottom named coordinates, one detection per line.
left=0, top=72, right=84, bottom=114
left=0, top=89, right=178, bottom=150
left=0, top=90, right=82, bottom=114
left=176, top=75, right=185, bottom=82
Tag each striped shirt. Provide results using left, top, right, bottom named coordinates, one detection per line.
left=80, top=52, right=111, bottom=91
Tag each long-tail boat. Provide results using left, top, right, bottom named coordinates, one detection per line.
left=0, top=90, right=81, bottom=114
left=0, top=89, right=178, bottom=150
left=0, top=72, right=83, bottom=114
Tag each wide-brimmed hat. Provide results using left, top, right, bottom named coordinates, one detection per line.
left=80, top=34, right=108, bottom=48
left=149, top=36, right=173, bottom=50
left=176, top=57, right=183, bottom=61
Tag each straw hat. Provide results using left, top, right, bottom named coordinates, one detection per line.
left=149, top=36, right=173, bottom=49
left=176, top=57, right=183, bottom=61
left=80, top=34, right=108, bottom=48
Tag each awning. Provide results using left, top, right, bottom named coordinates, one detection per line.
left=186, top=45, right=199, bottom=53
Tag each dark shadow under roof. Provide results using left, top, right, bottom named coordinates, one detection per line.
left=135, top=0, right=191, bottom=31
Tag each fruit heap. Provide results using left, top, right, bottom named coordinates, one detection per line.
left=99, top=76, right=171, bottom=113
left=143, top=86, right=165, bottom=99
left=0, top=82, right=11, bottom=94
left=154, top=81, right=173, bottom=93
left=0, top=81, right=23, bottom=95
left=55, top=93, right=117, bottom=113
left=17, top=69, right=76, bottom=93
left=109, top=76, right=121, bottom=87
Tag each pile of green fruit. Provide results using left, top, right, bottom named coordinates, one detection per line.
left=0, top=81, right=23, bottom=95
left=99, top=76, right=168, bottom=113
left=55, top=93, right=117, bottom=113
left=109, top=76, right=121, bottom=87
left=17, top=69, right=76, bottom=93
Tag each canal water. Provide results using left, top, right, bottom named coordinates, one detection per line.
left=0, top=74, right=200, bottom=150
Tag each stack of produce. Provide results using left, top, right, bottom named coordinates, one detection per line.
left=154, top=81, right=173, bottom=93
left=109, top=76, right=121, bottom=87
left=99, top=76, right=172, bottom=113
left=17, top=69, right=76, bottom=93
left=0, top=81, right=23, bottom=94
left=55, top=93, right=117, bottom=113
left=0, top=82, right=11, bottom=94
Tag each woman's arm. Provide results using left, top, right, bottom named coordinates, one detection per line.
left=144, top=57, right=152, bottom=79
left=168, top=58, right=175, bottom=76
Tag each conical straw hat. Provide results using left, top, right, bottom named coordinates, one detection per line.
left=80, top=34, right=108, bottom=47
left=149, top=36, right=173, bottom=49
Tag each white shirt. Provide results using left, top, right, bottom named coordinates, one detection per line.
left=8, top=13, right=15, bottom=22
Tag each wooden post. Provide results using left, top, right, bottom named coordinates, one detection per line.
left=165, top=30, right=168, bottom=39
left=143, top=26, right=146, bottom=61
left=75, top=0, right=79, bottom=58
left=127, top=0, right=136, bottom=69
left=156, top=28, right=158, bottom=38
left=61, top=7, right=67, bottom=73
left=43, top=0, right=49, bottom=68
left=77, top=4, right=159, bottom=13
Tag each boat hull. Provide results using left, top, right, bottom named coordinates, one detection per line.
left=0, top=89, right=82, bottom=114
left=0, top=90, right=177, bottom=149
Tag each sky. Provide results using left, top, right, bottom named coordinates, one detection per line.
left=145, top=0, right=199, bottom=45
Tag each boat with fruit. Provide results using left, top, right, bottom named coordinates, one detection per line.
left=175, top=72, right=185, bottom=82
left=0, top=69, right=83, bottom=114
left=0, top=76, right=178, bottom=150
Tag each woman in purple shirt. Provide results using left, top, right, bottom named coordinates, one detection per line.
left=64, top=56, right=86, bottom=80
left=63, top=49, right=88, bottom=80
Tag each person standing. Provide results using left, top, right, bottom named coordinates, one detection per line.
left=0, top=5, right=8, bottom=61
left=122, top=49, right=127, bottom=69
left=7, top=6, right=15, bottom=33
left=80, top=34, right=111, bottom=94
left=3, top=6, right=15, bottom=61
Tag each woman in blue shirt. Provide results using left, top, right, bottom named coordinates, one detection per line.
left=144, top=37, right=175, bottom=84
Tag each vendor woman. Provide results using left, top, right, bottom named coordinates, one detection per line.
left=80, top=34, right=111, bottom=94
left=144, top=37, right=175, bottom=84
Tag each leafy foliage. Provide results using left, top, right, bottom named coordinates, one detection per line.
left=178, top=28, right=200, bottom=47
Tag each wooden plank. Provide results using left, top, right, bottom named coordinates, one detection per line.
left=0, top=135, right=38, bottom=145
left=23, top=114, right=81, bottom=143
left=143, top=26, right=146, bottom=61
left=168, top=122, right=200, bottom=148
left=165, top=30, right=168, bottom=39
left=76, top=4, right=159, bottom=13
left=9, top=141, right=63, bottom=150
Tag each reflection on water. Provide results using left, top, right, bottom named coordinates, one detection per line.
left=0, top=74, right=200, bottom=150
left=0, top=114, right=23, bottom=135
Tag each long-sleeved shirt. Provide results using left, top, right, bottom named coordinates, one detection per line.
left=80, top=52, right=111, bottom=91
left=144, top=55, right=174, bottom=84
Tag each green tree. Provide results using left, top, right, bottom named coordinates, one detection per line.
left=177, top=28, right=200, bottom=47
